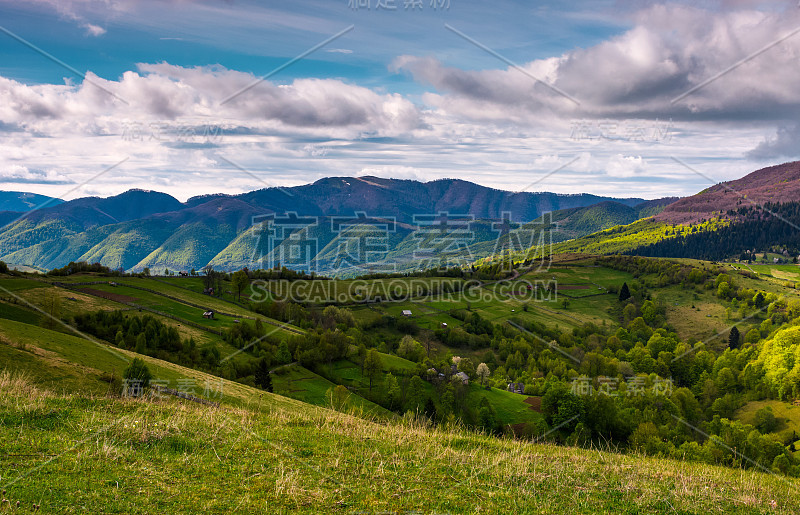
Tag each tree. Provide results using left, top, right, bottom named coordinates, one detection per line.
left=356, top=343, right=367, bottom=375
left=745, top=328, right=761, bottom=344
left=0, top=261, right=8, bottom=274
left=754, top=407, right=777, bottom=433
left=123, top=358, right=152, bottom=395
left=41, top=290, right=61, bottom=330
left=276, top=341, right=292, bottom=364
left=397, top=335, right=423, bottom=362
left=406, top=375, right=426, bottom=413
left=327, top=385, right=350, bottom=411
left=384, top=373, right=401, bottom=410
left=622, top=303, right=638, bottom=324
left=619, top=282, right=631, bottom=301
left=458, top=357, right=475, bottom=378
left=142, top=267, right=150, bottom=277
left=363, top=349, right=383, bottom=394
left=476, top=363, right=490, bottom=385
left=728, top=326, right=740, bottom=349
left=135, top=333, right=147, bottom=354
left=232, top=269, right=250, bottom=301
left=424, top=397, right=437, bottom=421
left=421, top=335, right=434, bottom=358
left=255, top=358, right=273, bottom=392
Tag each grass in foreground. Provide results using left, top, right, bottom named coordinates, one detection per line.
left=0, top=372, right=797, bottom=514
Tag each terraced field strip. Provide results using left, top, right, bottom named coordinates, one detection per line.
left=68, top=286, right=225, bottom=337
left=148, top=276, right=247, bottom=308
left=114, top=282, right=305, bottom=336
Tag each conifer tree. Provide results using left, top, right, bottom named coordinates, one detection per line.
left=619, top=282, right=631, bottom=301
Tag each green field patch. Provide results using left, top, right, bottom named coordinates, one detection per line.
left=272, top=363, right=393, bottom=419
left=736, top=400, right=800, bottom=442
left=467, top=386, right=546, bottom=427
left=0, top=278, right=49, bottom=292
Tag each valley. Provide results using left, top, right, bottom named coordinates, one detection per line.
left=4, top=162, right=800, bottom=512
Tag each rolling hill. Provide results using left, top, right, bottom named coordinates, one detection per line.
left=2, top=263, right=800, bottom=513
left=4, top=348, right=797, bottom=513
left=657, top=161, right=800, bottom=224
left=551, top=161, right=800, bottom=260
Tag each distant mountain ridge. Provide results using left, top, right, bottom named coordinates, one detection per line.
left=0, top=177, right=669, bottom=274
left=0, top=191, right=64, bottom=212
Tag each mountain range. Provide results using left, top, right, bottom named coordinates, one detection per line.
left=6, top=161, right=800, bottom=274
left=0, top=177, right=666, bottom=275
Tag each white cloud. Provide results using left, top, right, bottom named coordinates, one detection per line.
left=0, top=2, right=793, bottom=202
left=606, top=155, right=646, bottom=178
left=0, top=63, right=421, bottom=137
left=747, top=123, right=800, bottom=160
left=0, top=165, right=73, bottom=185
left=83, top=23, right=106, bottom=36
left=3, top=0, right=119, bottom=36
left=356, top=165, right=425, bottom=181
left=393, top=4, right=800, bottom=123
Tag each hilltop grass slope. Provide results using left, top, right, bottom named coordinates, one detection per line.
left=1, top=371, right=798, bottom=514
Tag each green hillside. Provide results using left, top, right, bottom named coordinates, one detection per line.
left=3, top=249, right=800, bottom=513
left=1, top=368, right=797, bottom=513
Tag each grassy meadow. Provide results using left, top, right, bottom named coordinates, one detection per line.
left=2, top=371, right=799, bottom=514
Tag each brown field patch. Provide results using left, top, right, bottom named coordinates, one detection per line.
left=78, top=288, right=139, bottom=304
left=524, top=396, right=542, bottom=412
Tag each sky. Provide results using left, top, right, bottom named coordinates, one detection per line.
left=0, top=0, right=799, bottom=202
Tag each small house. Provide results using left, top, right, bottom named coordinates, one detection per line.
left=202, top=311, right=215, bottom=320
left=441, top=322, right=448, bottom=328
left=179, top=271, right=188, bottom=277
left=454, top=372, right=469, bottom=385
left=506, top=382, right=525, bottom=394
left=402, top=310, right=412, bottom=317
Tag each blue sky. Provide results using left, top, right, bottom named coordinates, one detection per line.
left=0, top=0, right=798, bottom=201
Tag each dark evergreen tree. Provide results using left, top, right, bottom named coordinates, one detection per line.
left=255, top=358, right=273, bottom=392
left=728, top=326, right=740, bottom=350
left=619, top=282, right=631, bottom=302
left=424, top=397, right=437, bottom=421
